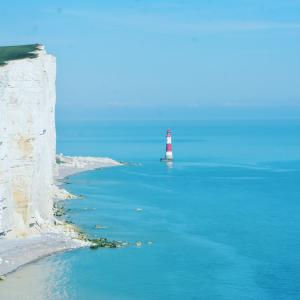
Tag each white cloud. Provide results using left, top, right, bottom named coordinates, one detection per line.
left=60, top=9, right=300, bottom=34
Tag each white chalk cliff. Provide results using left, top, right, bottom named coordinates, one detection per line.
left=0, top=46, right=56, bottom=237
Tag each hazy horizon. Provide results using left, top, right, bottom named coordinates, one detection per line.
left=1, top=0, right=300, bottom=120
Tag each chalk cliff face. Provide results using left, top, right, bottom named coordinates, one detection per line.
left=0, top=46, right=56, bottom=237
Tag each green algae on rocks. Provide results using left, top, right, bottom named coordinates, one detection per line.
left=53, top=203, right=67, bottom=217
left=89, top=238, right=123, bottom=249
left=63, top=222, right=125, bottom=249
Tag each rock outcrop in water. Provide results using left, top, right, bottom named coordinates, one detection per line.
left=0, top=45, right=56, bottom=237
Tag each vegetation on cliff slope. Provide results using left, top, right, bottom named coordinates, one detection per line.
left=0, top=44, right=41, bottom=66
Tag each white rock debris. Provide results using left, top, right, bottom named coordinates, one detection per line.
left=55, top=154, right=122, bottom=180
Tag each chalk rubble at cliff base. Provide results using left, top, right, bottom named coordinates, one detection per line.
left=54, top=154, right=123, bottom=202
left=0, top=155, right=122, bottom=276
left=56, top=154, right=122, bottom=180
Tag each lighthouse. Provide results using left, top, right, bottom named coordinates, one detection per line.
left=161, top=129, right=173, bottom=161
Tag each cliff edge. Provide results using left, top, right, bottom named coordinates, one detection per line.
left=0, top=44, right=123, bottom=277
left=0, top=44, right=56, bottom=237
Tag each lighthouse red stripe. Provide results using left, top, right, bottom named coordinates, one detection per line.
left=166, top=144, right=172, bottom=151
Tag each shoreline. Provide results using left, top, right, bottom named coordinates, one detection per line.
left=0, top=155, right=122, bottom=277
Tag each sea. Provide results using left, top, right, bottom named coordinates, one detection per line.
left=2, top=120, right=300, bottom=300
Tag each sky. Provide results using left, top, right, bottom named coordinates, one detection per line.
left=1, top=0, right=300, bottom=120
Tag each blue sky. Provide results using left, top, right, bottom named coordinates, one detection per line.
left=1, top=0, right=300, bottom=119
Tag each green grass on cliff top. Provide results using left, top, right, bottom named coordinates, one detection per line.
left=0, top=44, right=41, bottom=66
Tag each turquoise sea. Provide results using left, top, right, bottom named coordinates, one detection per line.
left=3, top=120, right=300, bottom=299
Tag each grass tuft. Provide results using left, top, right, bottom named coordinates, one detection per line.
left=0, top=44, right=41, bottom=66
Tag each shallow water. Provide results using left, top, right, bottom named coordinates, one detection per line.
left=2, top=120, right=300, bottom=299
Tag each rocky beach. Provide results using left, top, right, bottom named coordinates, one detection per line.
left=0, top=155, right=122, bottom=277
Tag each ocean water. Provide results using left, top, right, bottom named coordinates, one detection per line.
left=3, top=120, right=300, bottom=300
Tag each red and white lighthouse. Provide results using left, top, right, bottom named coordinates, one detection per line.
left=165, top=129, right=173, bottom=161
